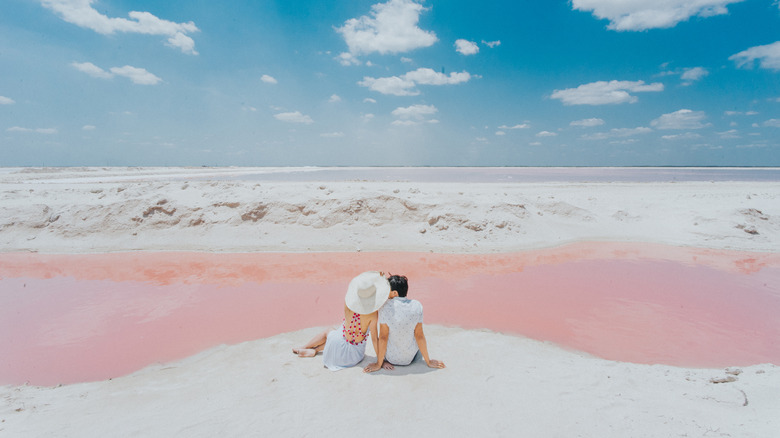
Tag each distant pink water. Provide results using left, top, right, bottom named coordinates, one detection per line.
left=1, top=242, right=779, bottom=386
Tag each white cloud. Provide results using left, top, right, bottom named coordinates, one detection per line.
left=582, top=127, right=652, bottom=140
left=42, top=0, right=199, bottom=54
left=109, top=65, right=162, bottom=85
left=335, top=52, right=362, bottom=66
left=455, top=39, right=479, bottom=55
left=482, top=40, right=501, bottom=48
left=329, top=94, right=342, bottom=103
left=404, top=68, right=471, bottom=85
left=680, top=67, right=709, bottom=83
left=82, top=125, right=96, bottom=131
left=498, top=124, right=530, bottom=130
left=261, top=75, right=278, bottom=84
left=536, top=131, right=558, bottom=137
left=0, top=96, right=15, bottom=105
left=392, top=104, right=437, bottom=120
left=7, top=126, right=58, bottom=134
left=336, top=0, right=437, bottom=61
left=571, top=0, right=743, bottom=31
left=570, top=118, right=605, bottom=127
left=495, top=131, right=506, bottom=136
left=362, top=113, right=375, bottom=122
left=359, top=67, right=471, bottom=96
left=320, top=132, right=345, bottom=138
left=724, top=110, right=758, bottom=116
left=730, top=41, right=780, bottom=71
left=274, top=111, right=314, bottom=124
left=71, top=61, right=113, bottom=79
left=363, top=98, right=377, bottom=103
left=651, top=109, right=710, bottom=130
left=764, top=119, right=780, bottom=127
left=72, top=62, right=161, bottom=85
left=717, top=129, right=740, bottom=139
left=661, top=132, right=702, bottom=140
left=401, top=57, right=413, bottom=63
left=360, top=75, right=418, bottom=96
left=551, top=80, right=663, bottom=105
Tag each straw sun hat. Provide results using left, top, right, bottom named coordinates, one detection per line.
left=345, top=271, right=391, bottom=314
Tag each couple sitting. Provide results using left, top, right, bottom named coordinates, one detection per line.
left=293, top=271, right=445, bottom=373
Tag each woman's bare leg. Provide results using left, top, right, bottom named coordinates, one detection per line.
left=293, top=330, right=328, bottom=357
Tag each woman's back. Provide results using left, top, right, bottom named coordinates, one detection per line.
left=342, top=306, right=375, bottom=345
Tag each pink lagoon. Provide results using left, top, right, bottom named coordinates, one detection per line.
left=2, top=241, right=778, bottom=386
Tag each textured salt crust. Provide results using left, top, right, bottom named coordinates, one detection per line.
left=1, top=168, right=778, bottom=254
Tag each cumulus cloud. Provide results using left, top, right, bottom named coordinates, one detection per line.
left=391, top=104, right=438, bottom=125
left=336, top=0, right=437, bottom=62
left=455, top=39, right=479, bottom=55
left=329, top=94, right=342, bottom=103
left=551, top=80, right=663, bottom=105
left=482, top=40, right=501, bottom=48
left=764, top=119, right=780, bottom=127
left=498, top=124, right=530, bottom=130
left=495, top=131, right=506, bottom=136
left=392, top=104, right=437, bottom=119
left=359, top=67, right=471, bottom=96
left=82, top=125, right=96, bottom=131
left=360, top=75, right=417, bottom=96
left=651, top=109, right=710, bottom=130
left=0, top=96, right=15, bottom=105
left=261, top=75, right=278, bottom=84
left=71, top=61, right=161, bottom=84
left=363, top=98, right=377, bottom=103
left=582, top=127, right=652, bottom=140
left=536, top=131, right=558, bottom=137
left=274, top=111, right=314, bottom=124
left=41, top=0, right=199, bottom=54
left=571, top=0, right=743, bottom=31
left=570, top=118, right=605, bottom=127
left=730, top=41, right=780, bottom=71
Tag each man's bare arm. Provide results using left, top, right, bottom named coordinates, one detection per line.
left=414, top=323, right=445, bottom=369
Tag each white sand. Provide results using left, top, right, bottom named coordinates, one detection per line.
left=2, top=167, right=779, bottom=437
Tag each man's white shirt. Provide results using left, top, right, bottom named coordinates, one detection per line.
left=378, top=297, right=424, bottom=365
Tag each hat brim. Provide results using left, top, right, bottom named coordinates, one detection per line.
left=344, top=271, right=391, bottom=314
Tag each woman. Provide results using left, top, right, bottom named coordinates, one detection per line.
left=293, top=271, right=390, bottom=370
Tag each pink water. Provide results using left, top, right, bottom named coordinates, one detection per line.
left=1, top=242, right=779, bottom=386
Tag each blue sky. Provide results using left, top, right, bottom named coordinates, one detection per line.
left=1, top=0, right=779, bottom=166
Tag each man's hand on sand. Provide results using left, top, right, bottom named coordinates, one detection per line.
left=426, top=359, right=446, bottom=369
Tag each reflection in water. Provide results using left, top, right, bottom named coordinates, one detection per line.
left=1, top=242, right=778, bottom=385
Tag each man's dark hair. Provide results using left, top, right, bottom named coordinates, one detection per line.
left=388, top=274, right=409, bottom=297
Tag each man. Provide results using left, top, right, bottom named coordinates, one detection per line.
left=363, top=274, right=445, bottom=373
